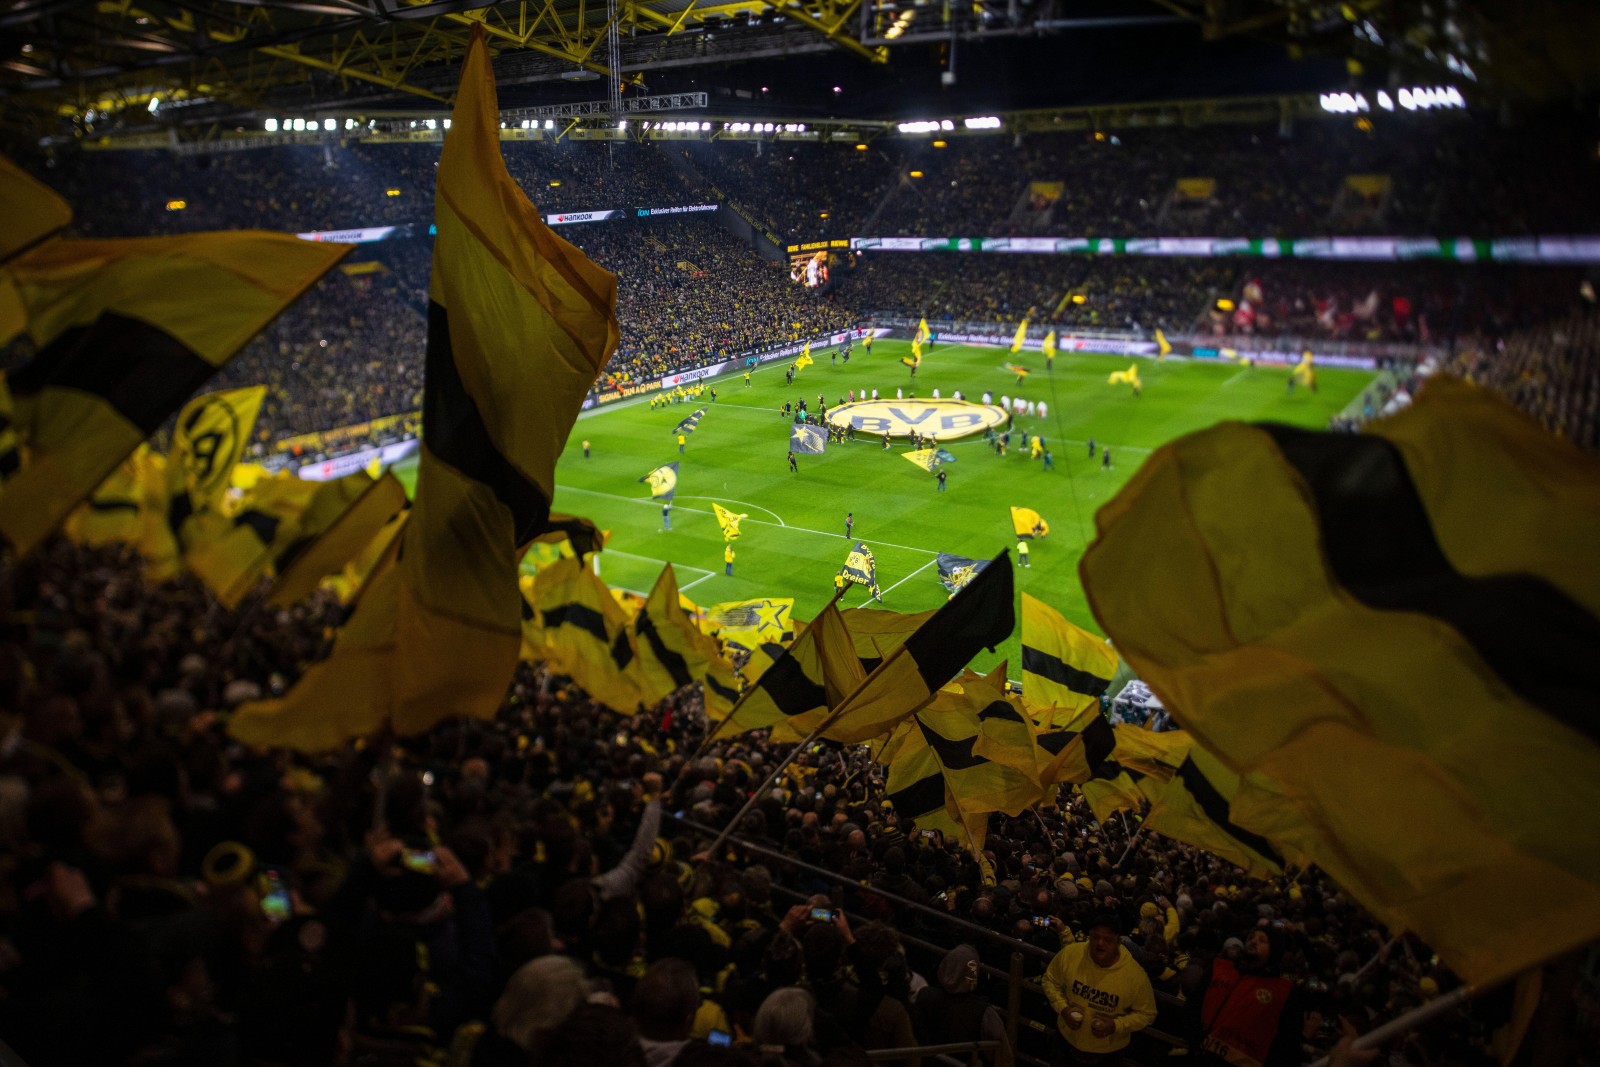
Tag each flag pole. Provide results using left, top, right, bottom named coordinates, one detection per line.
left=1351, top=936, right=1398, bottom=983
left=1113, top=825, right=1144, bottom=869
left=1306, top=983, right=1478, bottom=1067
left=704, top=719, right=831, bottom=859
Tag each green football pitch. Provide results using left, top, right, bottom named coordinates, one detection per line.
left=392, top=339, right=1371, bottom=677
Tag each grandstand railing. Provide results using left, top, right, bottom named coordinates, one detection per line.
left=669, top=815, right=1191, bottom=1067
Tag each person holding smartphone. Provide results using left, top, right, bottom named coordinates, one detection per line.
left=1041, top=913, right=1157, bottom=1066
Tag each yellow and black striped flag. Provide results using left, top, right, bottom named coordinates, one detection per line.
left=0, top=230, right=348, bottom=556
left=528, top=557, right=644, bottom=713
left=0, top=154, right=71, bottom=265
left=265, top=471, right=409, bottom=608
left=1033, top=701, right=1118, bottom=787
left=841, top=604, right=938, bottom=673
left=632, top=563, right=725, bottom=705
left=1080, top=376, right=1600, bottom=985
left=711, top=597, right=865, bottom=743
left=228, top=29, right=615, bottom=748
left=812, top=550, right=1014, bottom=745
left=1020, top=593, right=1118, bottom=727
left=182, top=471, right=328, bottom=609
left=391, top=25, right=617, bottom=737
left=714, top=502, right=747, bottom=541
left=880, top=670, right=1040, bottom=855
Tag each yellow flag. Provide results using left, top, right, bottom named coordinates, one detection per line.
left=0, top=231, right=348, bottom=556
left=266, top=471, right=409, bottom=608
left=1107, top=363, right=1141, bottom=387
left=0, top=373, right=16, bottom=485
left=914, top=317, right=931, bottom=345
left=1041, top=330, right=1057, bottom=360
left=168, top=385, right=267, bottom=525
left=704, top=597, right=794, bottom=650
left=632, top=564, right=725, bottom=704
left=391, top=25, right=617, bottom=737
left=1020, top=593, right=1118, bottom=726
left=183, top=472, right=324, bottom=609
left=1292, top=350, right=1315, bottom=386
left=0, top=155, right=71, bottom=264
left=1010, top=506, right=1049, bottom=540
left=528, top=557, right=644, bottom=713
left=1155, top=329, right=1171, bottom=358
left=713, top=502, right=747, bottom=541
left=1010, top=318, right=1028, bottom=354
left=710, top=597, right=864, bottom=743
left=840, top=605, right=938, bottom=672
left=1080, top=377, right=1600, bottom=986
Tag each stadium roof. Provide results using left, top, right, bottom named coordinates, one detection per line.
left=1, top=0, right=1595, bottom=148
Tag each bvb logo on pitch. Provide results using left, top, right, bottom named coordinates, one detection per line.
left=825, top=399, right=1006, bottom=440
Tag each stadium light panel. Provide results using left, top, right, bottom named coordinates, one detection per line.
left=264, top=118, right=278, bottom=132
left=323, top=118, right=335, bottom=131
left=165, top=200, right=185, bottom=211
left=963, top=116, right=1001, bottom=129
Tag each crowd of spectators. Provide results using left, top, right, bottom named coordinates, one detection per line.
left=564, top=218, right=854, bottom=390
left=676, top=111, right=1599, bottom=243
left=1439, top=305, right=1600, bottom=452
left=0, top=535, right=1566, bottom=1067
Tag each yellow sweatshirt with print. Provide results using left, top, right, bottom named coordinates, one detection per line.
left=1040, top=941, right=1157, bottom=1054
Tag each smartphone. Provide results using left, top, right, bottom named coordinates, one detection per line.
left=934, top=891, right=948, bottom=903
left=921, top=829, right=938, bottom=841
left=259, top=868, right=292, bottom=922
left=1032, top=916, right=1051, bottom=927
left=402, top=848, right=438, bottom=874
left=708, top=1030, right=732, bottom=1047
left=809, top=907, right=837, bottom=923
left=615, top=732, right=629, bottom=746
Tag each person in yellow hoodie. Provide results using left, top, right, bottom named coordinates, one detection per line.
left=1041, top=912, right=1157, bottom=1065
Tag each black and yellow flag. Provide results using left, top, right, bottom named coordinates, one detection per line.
left=705, top=597, right=794, bottom=650
left=714, top=503, right=747, bottom=541
left=880, top=670, right=1040, bottom=855
left=712, top=598, right=865, bottom=744
left=1033, top=701, right=1118, bottom=788
left=632, top=563, right=725, bottom=705
left=0, top=374, right=17, bottom=484
left=840, top=541, right=879, bottom=595
left=0, top=230, right=348, bottom=556
left=527, top=557, right=643, bottom=713
left=640, top=462, right=679, bottom=502
left=63, top=443, right=172, bottom=568
left=228, top=29, right=614, bottom=748
left=1106, top=726, right=1285, bottom=879
left=1020, top=593, right=1119, bottom=727
left=1080, top=377, right=1600, bottom=985
left=0, top=155, right=71, bottom=265
left=1010, top=507, right=1049, bottom=539
left=265, top=471, right=409, bottom=609
left=391, top=26, right=617, bottom=737
left=182, top=472, right=328, bottom=608
left=934, top=553, right=988, bottom=597
left=672, top=408, right=708, bottom=435
left=811, top=550, right=1014, bottom=745
left=167, top=385, right=266, bottom=529
left=840, top=604, right=938, bottom=672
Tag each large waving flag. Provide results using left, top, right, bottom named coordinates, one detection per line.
left=167, top=385, right=267, bottom=531
left=1020, top=593, right=1118, bottom=726
left=181, top=471, right=327, bottom=608
left=640, top=462, right=679, bottom=502
left=914, top=317, right=931, bottom=346
left=0, top=374, right=17, bottom=484
left=810, top=550, right=1014, bottom=745
left=527, top=557, right=642, bottom=713
left=1041, top=330, right=1057, bottom=361
left=935, top=553, right=989, bottom=596
left=265, top=472, right=409, bottom=609
left=881, top=670, right=1045, bottom=853
left=1034, top=702, right=1118, bottom=788
left=672, top=407, right=708, bottom=435
left=790, top=423, right=827, bottom=454
left=1010, top=319, right=1029, bottom=354
left=1010, top=506, right=1049, bottom=539
left=840, top=541, right=879, bottom=595
left=713, top=502, right=747, bottom=541
left=230, top=28, right=616, bottom=748
left=1003, top=362, right=1030, bottom=379
left=1155, top=328, right=1172, bottom=359
left=0, top=155, right=71, bottom=265
left=711, top=598, right=864, bottom=743
left=632, top=563, right=726, bottom=705
left=704, top=597, right=794, bottom=650
left=1094, top=726, right=1286, bottom=879
left=1080, top=377, right=1600, bottom=986
left=840, top=605, right=938, bottom=673
left=901, top=448, right=954, bottom=472
left=1107, top=363, right=1141, bottom=387
left=0, top=228, right=348, bottom=556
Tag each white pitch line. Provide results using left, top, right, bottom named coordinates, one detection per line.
left=559, top=485, right=940, bottom=556
left=877, top=557, right=938, bottom=599
left=672, top=494, right=787, bottom=526
left=602, top=548, right=715, bottom=578
left=679, top=573, right=717, bottom=594
left=1219, top=368, right=1251, bottom=388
